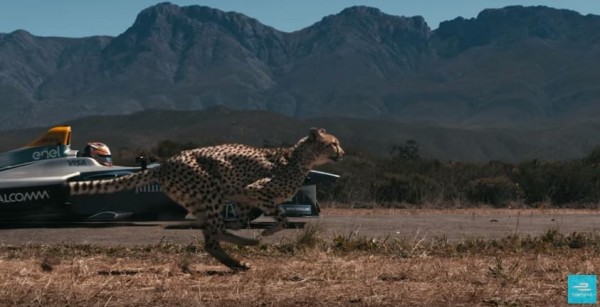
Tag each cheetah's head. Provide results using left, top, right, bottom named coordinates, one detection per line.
left=304, top=128, right=345, bottom=166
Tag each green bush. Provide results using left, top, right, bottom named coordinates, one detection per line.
left=320, top=150, right=600, bottom=207
left=466, top=176, right=522, bottom=207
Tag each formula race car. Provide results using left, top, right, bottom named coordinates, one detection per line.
left=0, top=125, right=339, bottom=224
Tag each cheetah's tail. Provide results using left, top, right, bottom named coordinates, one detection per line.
left=68, top=168, right=158, bottom=196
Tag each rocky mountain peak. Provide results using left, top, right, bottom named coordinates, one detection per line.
left=433, top=5, right=596, bottom=56
left=8, top=29, right=33, bottom=37
left=476, top=5, right=585, bottom=39
left=130, top=3, right=278, bottom=37
left=4, top=29, right=36, bottom=47
left=338, top=6, right=385, bottom=17
left=317, top=5, right=429, bottom=31
left=109, top=2, right=283, bottom=56
left=302, top=5, right=430, bottom=51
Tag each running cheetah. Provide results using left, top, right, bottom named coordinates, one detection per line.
left=68, top=128, right=344, bottom=270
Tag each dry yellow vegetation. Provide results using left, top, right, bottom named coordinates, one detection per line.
left=0, top=228, right=597, bottom=306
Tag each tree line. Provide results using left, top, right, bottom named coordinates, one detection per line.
left=318, top=141, right=600, bottom=208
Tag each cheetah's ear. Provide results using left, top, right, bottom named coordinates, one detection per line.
left=309, top=127, right=325, bottom=141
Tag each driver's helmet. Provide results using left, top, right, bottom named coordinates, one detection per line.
left=82, top=142, right=113, bottom=166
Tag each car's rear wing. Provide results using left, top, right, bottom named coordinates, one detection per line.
left=0, top=126, right=73, bottom=171
left=25, top=125, right=71, bottom=148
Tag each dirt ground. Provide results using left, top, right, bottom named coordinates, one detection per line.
left=1, top=208, right=599, bottom=306
left=0, top=208, right=599, bottom=245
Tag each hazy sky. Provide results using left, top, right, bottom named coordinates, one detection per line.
left=1, top=1, right=600, bottom=37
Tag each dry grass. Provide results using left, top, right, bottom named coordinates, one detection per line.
left=1, top=229, right=598, bottom=306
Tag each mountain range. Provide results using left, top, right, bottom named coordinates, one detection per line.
left=1, top=3, right=600, bottom=131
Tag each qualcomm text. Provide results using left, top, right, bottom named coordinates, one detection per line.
left=0, top=190, right=50, bottom=203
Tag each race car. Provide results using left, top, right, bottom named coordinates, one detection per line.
left=0, top=125, right=338, bottom=224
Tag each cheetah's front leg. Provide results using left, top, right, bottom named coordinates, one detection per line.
left=202, top=229, right=252, bottom=271
left=240, top=181, right=290, bottom=237
left=199, top=202, right=258, bottom=246
left=237, top=197, right=288, bottom=237
left=259, top=203, right=288, bottom=236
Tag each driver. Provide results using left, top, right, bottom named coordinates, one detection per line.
left=81, top=142, right=113, bottom=166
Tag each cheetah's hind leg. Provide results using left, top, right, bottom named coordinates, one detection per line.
left=192, top=210, right=257, bottom=246
left=191, top=207, right=257, bottom=245
left=202, top=229, right=252, bottom=271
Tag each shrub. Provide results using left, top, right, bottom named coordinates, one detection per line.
left=466, top=176, right=521, bottom=207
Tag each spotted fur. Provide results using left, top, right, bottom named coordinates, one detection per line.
left=68, top=128, right=344, bottom=270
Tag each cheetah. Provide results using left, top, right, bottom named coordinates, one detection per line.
left=68, top=128, right=344, bottom=270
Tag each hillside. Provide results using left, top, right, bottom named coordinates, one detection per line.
left=1, top=109, right=598, bottom=162
left=0, top=4, right=600, bottom=130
